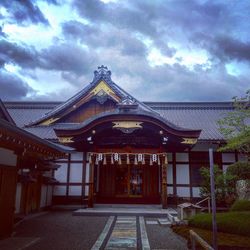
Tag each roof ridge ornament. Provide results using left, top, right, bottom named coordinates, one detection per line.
left=118, top=96, right=138, bottom=111
left=93, top=65, right=112, bottom=83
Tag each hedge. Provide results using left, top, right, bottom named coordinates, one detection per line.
left=188, top=211, right=250, bottom=236
left=230, top=200, right=250, bottom=212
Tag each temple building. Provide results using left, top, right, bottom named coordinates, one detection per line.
left=0, top=99, right=67, bottom=238
left=2, top=66, right=243, bottom=211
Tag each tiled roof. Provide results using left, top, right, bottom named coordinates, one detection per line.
left=0, top=98, right=16, bottom=124
left=0, top=117, right=71, bottom=153
left=28, top=66, right=157, bottom=126
left=4, top=101, right=234, bottom=140
left=148, top=102, right=234, bottom=140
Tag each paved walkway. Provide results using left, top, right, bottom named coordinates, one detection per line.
left=0, top=211, right=187, bottom=250
left=90, top=215, right=187, bottom=250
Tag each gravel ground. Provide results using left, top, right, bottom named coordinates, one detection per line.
left=146, top=223, right=188, bottom=250
left=13, top=211, right=108, bottom=250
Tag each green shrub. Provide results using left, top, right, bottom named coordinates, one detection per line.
left=230, top=200, right=250, bottom=211
left=188, top=212, right=250, bottom=236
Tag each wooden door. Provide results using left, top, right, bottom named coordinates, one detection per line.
left=143, top=164, right=160, bottom=202
left=97, top=163, right=160, bottom=203
left=0, top=166, right=17, bottom=238
left=98, top=164, right=115, bottom=198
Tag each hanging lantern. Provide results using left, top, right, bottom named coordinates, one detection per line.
left=134, top=154, right=138, bottom=165
left=98, top=153, right=103, bottom=162
left=152, top=154, right=157, bottom=162
left=150, top=155, right=153, bottom=166
left=103, top=154, right=107, bottom=165
left=114, top=153, right=119, bottom=162
left=138, top=154, right=143, bottom=162
left=127, top=154, right=130, bottom=165
left=164, top=153, right=168, bottom=165
left=111, top=154, right=114, bottom=164
left=89, top=153, right=92, bottom=164
left=158, top=155, right=160, bottom=165
left=142, top=154, right=145, bottom=165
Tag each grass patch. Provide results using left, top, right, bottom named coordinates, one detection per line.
left=172, top=225, right=250, bottom=249
left=188, top=211, right=250, bottom=236
left=230, top=200, right=250, bottom=212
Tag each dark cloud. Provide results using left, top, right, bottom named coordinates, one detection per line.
left=72, top=0, right=250, bottom=62
left=0, top=39, right=95, bottom=78
left=1, top=0, right=49, bottom=26
left=0, top=40, right=39, bottom=69
left=39, top=43, right=96, bottom=76
left=0, top=69, right=33, bottom=100
left=71, top=0, right=174, bottom=56
left=62, top=21, right=148, bottom=58
left=211, top=36, right=250, bottom=62
left=192, top=33, right=250, bottom=62
left=62, top=21, right=97, bottom=41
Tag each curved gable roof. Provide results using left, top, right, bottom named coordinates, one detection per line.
left=28, top=66, right=158, bottom=126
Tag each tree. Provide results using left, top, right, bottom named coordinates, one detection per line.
left=217, top=90, right=250, bottom=156
left=199, top=165, right=236, bottom=205
left=217, top=90, right=250, bottom=180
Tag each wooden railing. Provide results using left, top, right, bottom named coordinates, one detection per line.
left=196, top=197, right=211, bottom=213
left=190, top=230, right=214, bottom=250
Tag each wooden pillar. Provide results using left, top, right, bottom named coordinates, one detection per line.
left=88, top=162, right=94, bottom=208
left=161, top=155, right=168, bottom=209
left=81, top=152, right=87, bottom=205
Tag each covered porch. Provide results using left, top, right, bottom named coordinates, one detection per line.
left=54, top=103, right=201, bottom=208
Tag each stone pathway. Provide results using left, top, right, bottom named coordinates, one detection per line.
left=91, top=215, right=185, bottom=249
left=105, top=216, right=137, bottom=249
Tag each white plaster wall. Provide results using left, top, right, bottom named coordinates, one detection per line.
left=167, top=186, right=173, bottom=195
left=53, top=186, right=66, bottom=196
left=71, top=152, right=83, bottom=161
left=192, top=187, right=201, bottom=198
left=69, top=163, right=82, bottom=183
left=54, top=163, right=67, bottom=182
left=222, top=153, right=235, bottom=163
left=167, top=164, right=173, bottom=184
left=69, top=186, right=81, bottom=196
left=176, top=153, right=189, bottom=162
left=15, top=183, right=22, bottom=214
left=177, top=187, right=190, bottom=197
left=176, top=164, right=190, bottom=184
left=40, top=185, right=47, bottom=208
left=85, top=162, right=89, bottom=196
left=0, top=147, right=17, bottom=166
left=167, top=153, right=172, bottom=162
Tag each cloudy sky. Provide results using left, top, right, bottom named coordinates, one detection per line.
left=0, top=0, right=250, bottom=102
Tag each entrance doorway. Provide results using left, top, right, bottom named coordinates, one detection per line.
left=115, top=165, right=143, bottom=197
left=97, top=163, right=160, bottom=204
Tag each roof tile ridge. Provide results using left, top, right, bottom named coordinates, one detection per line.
left=110, top=81, right=161, bottom=116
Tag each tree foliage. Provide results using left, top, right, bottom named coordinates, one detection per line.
left=199, top=165, right=236, bottom=205
left=217, top=90, right=250, bottom=155
left=226, top=161, right=250, bottom=180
